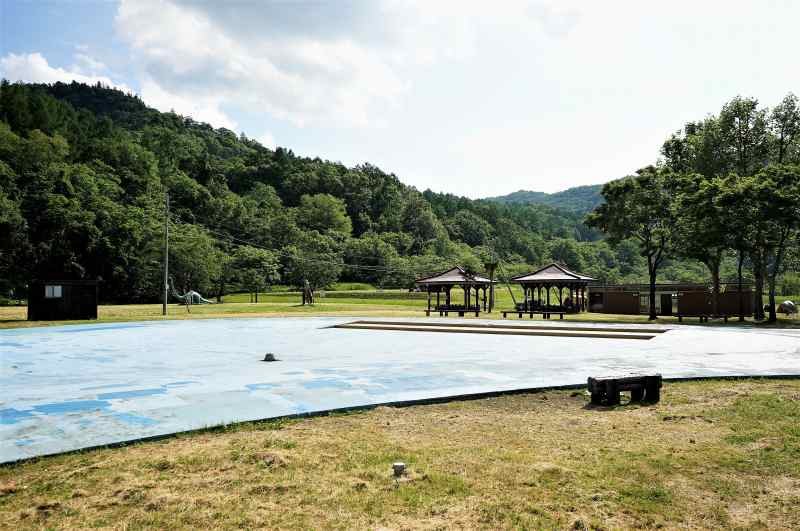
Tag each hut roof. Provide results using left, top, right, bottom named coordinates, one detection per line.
left=511, top=263, right=596, bottom=283
left=415, top=266, right=493, bottom=285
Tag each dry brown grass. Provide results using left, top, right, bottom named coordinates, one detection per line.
left=2, top=379, right=800, bottom=529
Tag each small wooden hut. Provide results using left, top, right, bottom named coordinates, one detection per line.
left=510, top=263, right=595, bottom=314
left=415, top=266, right=494, bottom=316
left=27, top=279, right=99, bottom=321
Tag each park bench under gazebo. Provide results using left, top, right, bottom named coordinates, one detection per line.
left=416, top=266, right=494, bottom=317
left=504, top=263, right=595, bottom=319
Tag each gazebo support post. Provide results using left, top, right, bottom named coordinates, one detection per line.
left=426, top=286, right=431, bottom=312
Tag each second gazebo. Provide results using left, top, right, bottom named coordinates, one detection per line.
left=510, top=263, right=595, bottom=316
left=416, top=266, right=494, bottom=317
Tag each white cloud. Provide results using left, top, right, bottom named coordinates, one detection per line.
left=139, top=76, right=237, bottom=130
left=0, top=52, right=133, bottom=93
left=256, top=131, right=276, bottom=150
left=72, top=53, right=107, bottom=74
left=113, top=0, right=558, bottom=129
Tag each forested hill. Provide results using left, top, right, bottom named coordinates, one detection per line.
left=486, top=184, right=604, bottom=214
left=0, top=81, right=687, bottom=303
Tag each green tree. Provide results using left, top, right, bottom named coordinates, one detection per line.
left=586, top=167, right=674, bottom=320
left=282, top=231, right=344, bottom=290
left=296, top=193, right=352, bottom=235
left=232, top=245, right=280, bottom=302
left=167, top=223, right=223, bottom=297
left=547, top=238, right=585, bottom=272
left=672, top=174, right=729, bottom=315
left=754, top=165, right=800, bottom=321
left=447, top=210, right=493, bottom=247
left=770, top=93, right=800, bottom=164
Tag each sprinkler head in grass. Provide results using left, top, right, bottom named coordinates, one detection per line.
left=392, top=462, right=406, bottom=477
left=262, top=353, right=279, bottom=362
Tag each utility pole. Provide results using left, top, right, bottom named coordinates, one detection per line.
left=485, top=247, right=498, bottom=313
left=162, top=192, right=169, bottom=316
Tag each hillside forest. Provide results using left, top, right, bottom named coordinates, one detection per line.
left=0, top=82, right=798, bottom=316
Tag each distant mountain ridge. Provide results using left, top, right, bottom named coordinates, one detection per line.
left=486, top=184, right=604, bottom=214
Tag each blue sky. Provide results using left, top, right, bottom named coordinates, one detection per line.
left=2, top=1, right=799, bottom=197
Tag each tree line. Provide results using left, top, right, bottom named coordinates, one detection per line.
left=0, top=82, right=797, bottom=309
left=588, top=95, right=800, bottom=322
left=0, top=81, right=687, bottom=303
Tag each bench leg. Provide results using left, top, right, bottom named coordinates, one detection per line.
left=644, top=376, right=661, bottom=403
left=678, top=315, right=683, bottom=322
left=590, top=390, right=604, bottom=405
left=631, top=387, right=644, bottom=402
left=559, top=313, right=564, bottom=320
left=606, top=380, right=620, bottom=406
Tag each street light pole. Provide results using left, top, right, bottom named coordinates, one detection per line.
left=162, top=193, right=169, bottom=316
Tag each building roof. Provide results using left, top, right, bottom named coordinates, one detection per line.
left=511, top=263, right=596, bottom=283
left=415, top=266, right=493, bottom=285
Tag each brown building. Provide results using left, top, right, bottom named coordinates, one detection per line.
left=588, top=283, right=753, bottom=317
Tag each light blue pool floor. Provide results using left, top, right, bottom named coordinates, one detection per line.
left=2, top=317, right=799, bottom=462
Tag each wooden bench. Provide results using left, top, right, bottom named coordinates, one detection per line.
left=425, top=307, right=480, bottom=317
left=501, top=311, right=564, bottom=320
left=676, top=314, right=731, bottom=323
left=587, top=374, right=662, bottom=406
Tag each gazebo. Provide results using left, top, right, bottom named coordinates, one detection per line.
left=415, top=266, right=494, bottom=316
left=510, top=263, right=595, bottom=314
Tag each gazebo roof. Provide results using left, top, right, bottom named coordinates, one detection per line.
left=415, top=266, right=493, bottom=285
left=511, top=263, right=596, bottom=283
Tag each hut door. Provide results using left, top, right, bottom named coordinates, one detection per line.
left=660, top=294, right=673, bottom=315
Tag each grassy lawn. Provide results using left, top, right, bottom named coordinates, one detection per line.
left=1, top=287, right=798, bottom=329
left=2, top=287, right=798, bottom=329
left=2, top=379, right=799, bottom=529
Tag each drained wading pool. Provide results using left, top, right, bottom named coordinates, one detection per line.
left=1, top=317, right=799, bottom=462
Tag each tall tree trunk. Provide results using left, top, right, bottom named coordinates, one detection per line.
left=767, top=229, right=789, bottom=323
left=648, top=257, right=657, bottom=321
left=753, top=250, right=765, bottom=320
left=737, top=250, right=745, bottom=322
left=709, top=256, right=721, bottom=317
left=216, top=277, right=225, bottom=303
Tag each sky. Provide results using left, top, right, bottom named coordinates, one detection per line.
left=1, top=1, right=799, bottom=197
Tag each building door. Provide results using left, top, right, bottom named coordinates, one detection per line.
left=660, top=294, right=673, bottom=315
